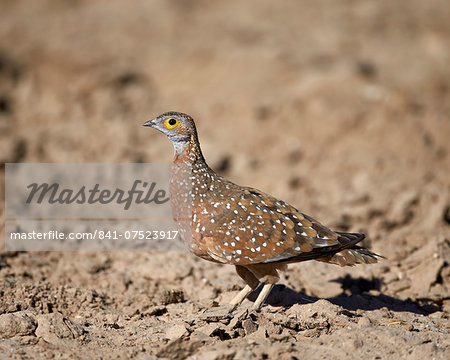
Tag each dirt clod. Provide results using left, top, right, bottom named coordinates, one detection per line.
left=0, top=312, right=37, bottom=338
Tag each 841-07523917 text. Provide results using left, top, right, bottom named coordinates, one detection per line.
left=9, top=230, right=180, bottom=241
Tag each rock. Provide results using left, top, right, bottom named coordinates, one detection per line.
left=228, top=308, right=248, bottom=329
left=247, top=326, right=268, bottom=342
left=144, top=305, right=167, bottom=316
left=165, top=324, right=188, bottom=340
left=428, top=311, right=445, bottom=319
left=199, top=308, right=232, bottom=323
left=242, top=318, right=258, bottom=335
left=195, top=323, right=222, bottom=337
left=34, top=312, right=87, bottom=346
left=279, top=300, right=353, bottom=337
left=0, top=311, right=37, bottom=338
left=357, top=316, right=373, bottom=327
left=159, top=289, right=185, bottom=305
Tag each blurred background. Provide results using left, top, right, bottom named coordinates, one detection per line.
left=0, top=0, right=449, bottom=357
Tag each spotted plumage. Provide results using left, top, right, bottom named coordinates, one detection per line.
left=143, top=112, right=382, bottom=310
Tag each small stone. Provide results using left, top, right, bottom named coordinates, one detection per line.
left=199, top=308, right=232, bottom=323
left=380, top=307, right=393, bottom=319
left=0, top=312, right=37, bottom=338
left=247, top=326, right=268, bottom=341
left=159, top=289, right=185, bottom=305
left=144, top=305, right=167, bottom=316
left=196, top=323, right=221, bottom=337
left=358, top=316, right=373, bottom=327
left=165, top=324, right=188, bottom=340
left=228, top=308, right=248, bottom=329
left=35, top=312, right=86, bottom=346
left=242, top=318, right=258, bottom=335
left=228, top=315, right=240, bottom=330
left=428, top=311, right=444, bottom=319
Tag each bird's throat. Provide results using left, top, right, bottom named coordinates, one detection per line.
left=173, top=136, right=204, bottom=165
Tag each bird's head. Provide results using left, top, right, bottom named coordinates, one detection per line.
left=143, top=112, right=197, bottom=141
left=143, top=112, right=201, bottom=158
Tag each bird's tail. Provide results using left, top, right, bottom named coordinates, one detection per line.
left=316, top=232, right=383, bottom=266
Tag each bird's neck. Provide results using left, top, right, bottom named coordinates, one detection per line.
left=173, top=135, right=206, bottom=167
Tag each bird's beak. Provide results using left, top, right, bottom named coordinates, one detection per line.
left=142, top=119, right=156, bottom=127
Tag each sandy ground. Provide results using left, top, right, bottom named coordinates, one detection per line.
left=0, top=0, right=449, bottom=359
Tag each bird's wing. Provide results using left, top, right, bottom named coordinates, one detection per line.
left=196, top=185, right=360, bottom=265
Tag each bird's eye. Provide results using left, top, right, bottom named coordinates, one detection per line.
left=164, top=118, right=179, bottom=129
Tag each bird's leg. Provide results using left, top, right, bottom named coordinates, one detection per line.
left=229, top=265, right=260, bottom=311
left=245, top=263, right=282, bottom=309
left=252, top=283, right=275, bottom=310
left=229, top=285, right=254, bottom=311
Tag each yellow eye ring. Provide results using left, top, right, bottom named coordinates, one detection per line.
left=164, top=118, right=180, bottom=129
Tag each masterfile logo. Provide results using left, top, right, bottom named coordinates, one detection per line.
left=4, top=163, right=192, bottom=251
left=5, top=163, right=192, bottom=218
left=25, top=180, right=170, bottom=210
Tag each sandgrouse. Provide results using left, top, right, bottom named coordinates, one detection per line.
left=143, top=112, right=381, bottom=310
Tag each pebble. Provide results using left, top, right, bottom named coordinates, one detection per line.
left=159, top=289, right=185, bottom=305
left=0, top=312, right=37, bottom=338
left=358, top=316, right=373, bottom=327
left=165, top=324, right=188, bottom=340
left=242, top=318, right=258, bottom=335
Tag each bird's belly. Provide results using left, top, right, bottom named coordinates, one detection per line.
left=170, top=217, right=220, bottom=263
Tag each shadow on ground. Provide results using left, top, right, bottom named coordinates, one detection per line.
left=248, top=275, right=427, bottom=315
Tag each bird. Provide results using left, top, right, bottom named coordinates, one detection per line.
left=143, top=112, right=382, bottom=310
